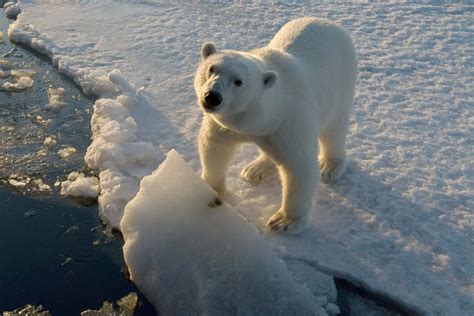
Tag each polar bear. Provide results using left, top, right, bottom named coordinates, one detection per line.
left=194, top=17, right=357, bottom=234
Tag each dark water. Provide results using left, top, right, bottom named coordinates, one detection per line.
left=0, top=14, right=155, bottom=315
left=0, top=190, right=155, bottom=315
left=0, top=15, right=92, bottom=188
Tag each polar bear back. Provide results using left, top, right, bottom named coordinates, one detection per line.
left=269, top=18, right=341, bottom=49
left=268, top=17, right=357, bottom=122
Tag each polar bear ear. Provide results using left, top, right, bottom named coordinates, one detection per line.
left=263, top=71, right=278, bottom=88
left=201, top=42, right=217, bottom=60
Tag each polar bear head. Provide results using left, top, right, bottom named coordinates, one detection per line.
left=194, top=43, right=278, bottom=121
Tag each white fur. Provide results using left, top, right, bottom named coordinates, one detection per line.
left=195, top=17, right=357, bottom=234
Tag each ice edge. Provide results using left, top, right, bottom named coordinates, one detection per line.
left=7, top=10, right=163, bottom=229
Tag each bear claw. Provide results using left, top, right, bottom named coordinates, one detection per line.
left=320, top=158, right=346, bottom=183
left=267, top=210, right=309, bottom=235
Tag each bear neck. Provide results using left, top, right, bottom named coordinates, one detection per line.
left=212, top=88, right=285, bottom=136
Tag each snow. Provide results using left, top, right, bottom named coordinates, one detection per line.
left=60, top=172, right=99, bottom=199
left=121, top=149, right=327, bottom=315
left=83, top=84, right=163, bottom=227
left=6, top=2, right=473, bottom=315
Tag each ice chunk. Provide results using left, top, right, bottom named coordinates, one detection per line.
left=36, top=148, right=48, bottom=157
left=3, top=304, right=51, bottom=316
left=326, top=303, right=340, bottom=315
left=116, top=292, right=139, bottom=315
left=18, top=76, right=33, bottom=87
left=4, top=2, right=21, bottom=19
left=8, top=178, right=27, bottom=187
left=32, top=178, right=51, bottom=191
left=80, top=292, right=138, bottom=316
left=45, top=87, right=66, bottom=111
left=121, top=150, right=326, bottom=315
left=11, top=69, right=36, bottom=78
left=43, top=136, right=57, bottom=147
left=6, top=175, right=50, bottom=192
left=2, top=76, right=34, bottom=91
left=57, top=146, right=77, bottom=158
left=60, top=172, right=99, bottom=198
left=24, top=210, right=37, bottom=218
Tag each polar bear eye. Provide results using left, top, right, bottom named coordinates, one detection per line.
left=234, top=80, right=243, bottom=87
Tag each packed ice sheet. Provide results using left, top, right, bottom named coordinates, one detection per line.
left=121, top=150, right=327, bottom=315
left=7, top=2, right=473, bottom=315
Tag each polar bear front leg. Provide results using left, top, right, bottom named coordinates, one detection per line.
left=267, top=159, right=318, bottom=234
left=240, top=152, right=276, bottom=185
left=199, top=117, right=240, bottom=198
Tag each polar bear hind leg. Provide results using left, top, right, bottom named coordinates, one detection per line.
left=240, top=152, right=276, bottom=185
left=318, top=116, right=350, bottom=182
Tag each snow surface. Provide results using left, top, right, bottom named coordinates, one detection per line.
left=121, top=149, right=327, bottom=315
left=7, top=2, right=473, bottom=315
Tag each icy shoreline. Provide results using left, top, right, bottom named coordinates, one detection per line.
left=8, top=13, right=163, bottom=228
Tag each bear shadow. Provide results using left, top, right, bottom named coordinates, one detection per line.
left=128, top=88, right=200, bottom=168
left=273, top=161, right=469, bottom=314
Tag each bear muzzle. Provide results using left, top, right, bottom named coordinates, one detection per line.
left=203, top=90, right=222, bottom=112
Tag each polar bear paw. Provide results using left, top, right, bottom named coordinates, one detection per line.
left=267, top=210, right=309, bottom=235
left=320, top=157, right=346, bottom=183
left=240, top=157, right=276, bottom=185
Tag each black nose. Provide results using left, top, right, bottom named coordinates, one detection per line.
left=204, top=91, right=222, bottom=109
